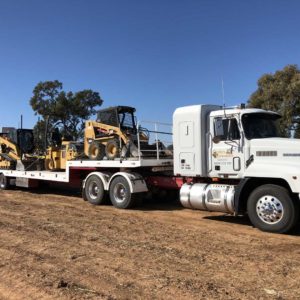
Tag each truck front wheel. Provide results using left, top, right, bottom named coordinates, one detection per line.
left=247, top=184, right=299, bottom=233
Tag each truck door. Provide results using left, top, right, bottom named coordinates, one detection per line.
left=209, top=116, right=244, bottom=178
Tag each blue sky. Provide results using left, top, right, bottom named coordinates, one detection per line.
left=0, top=0, right=299, bottom=128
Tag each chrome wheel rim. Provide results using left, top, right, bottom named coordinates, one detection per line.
left=88, top=181, right=100, bottom=200
left=256, top=195, right=284, bottom=224
left=113, top=183, right=126, bottom=203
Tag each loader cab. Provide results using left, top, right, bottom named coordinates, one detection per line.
left=96, top=106, right=137, bottom=134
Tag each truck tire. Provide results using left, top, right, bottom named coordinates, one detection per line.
left=0, top=174, right=10, bottom=190
left=247, top=184, right=299, bottom=233
left=88, top=141, right=105, bottom=160
left=84, top=175, right=106, bottom=205
left=109, top=176, right=137, bottom=209
left=105, top=139, right=120, bottom=160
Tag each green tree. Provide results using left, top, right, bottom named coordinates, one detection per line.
left=248, top=65, right=300, bottom=137
left=30, top=80, right=103, bottom=150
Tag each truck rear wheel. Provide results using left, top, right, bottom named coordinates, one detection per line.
left=84, top=175, right=106, bottom=205
left=0, top=174, right=10, bottom=190
left=109, top=176, right=137, bottom=209
left=247, top=184, right=299, bottom=233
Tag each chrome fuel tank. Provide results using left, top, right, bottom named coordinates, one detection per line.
left=180, top=183, right=235, bottom=214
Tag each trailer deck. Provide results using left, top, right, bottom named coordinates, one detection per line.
left=0, top=157, right=173, bottom=183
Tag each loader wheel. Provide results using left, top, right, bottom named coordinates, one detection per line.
left=88, top=141, right=105, bottom=160
left=109, top=176, right=137, bottom=209
left=84, top=175, right=107, bottom=205
left=247, top=184, right=299, bottom=233
left=105, top=139, right=120, bottom=160
left=0, top=174, right=10, bottom=190
left=44, top=159, right=55, bottom=171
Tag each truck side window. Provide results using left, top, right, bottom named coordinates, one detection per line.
left=214, top=118, right=240, bottom=141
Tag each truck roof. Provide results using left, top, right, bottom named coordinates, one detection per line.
left=210, top=107, right=281, bottom=117
left=173, top=104, right=281, bottom=118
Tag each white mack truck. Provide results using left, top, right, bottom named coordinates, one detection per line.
left=0, top=103, right=299, bottom=234
left=174, top=104, right=300, bottom=233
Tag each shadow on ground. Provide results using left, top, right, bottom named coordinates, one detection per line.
left=136, top=197, right=183, bottom=211
left=14, top=184, right=184, bottom=211
left=204, top=214, right=253, bottom=228
left=11, top=185, right=300, bottom=235
left=204, top=214, right=300, bottom=236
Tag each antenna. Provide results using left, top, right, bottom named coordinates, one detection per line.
left=221, top=76, right=227, bottom=117
left=221, top=76, right=225, bottom=108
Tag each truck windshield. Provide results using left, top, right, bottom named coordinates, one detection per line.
left=242, top=113, right=281, bottom=139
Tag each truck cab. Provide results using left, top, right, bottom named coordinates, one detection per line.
left=208, top=108, right=281, bottom=179
left=173, top=104, right=282, bottom=179
left=173, top=104, right=300, bottom=233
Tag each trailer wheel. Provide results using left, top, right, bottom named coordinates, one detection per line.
left=247, top=184, right=299, bottom=233
left=88, top=141, right=105, bottom=160
left=105, top=139, right=120, bottom=160
left=109, top=176, right=137, bottom=209
left=0, top=174, right=10, bottom=190
left=84, top=175, right=106, bottom=205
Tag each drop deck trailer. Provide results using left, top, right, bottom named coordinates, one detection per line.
left=0, top=157, right=178, bottom=209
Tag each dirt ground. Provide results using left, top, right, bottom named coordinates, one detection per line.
left=0, top=187, right=300, bottom=300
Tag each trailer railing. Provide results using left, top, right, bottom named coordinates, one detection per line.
left=136, top=121, right=173, bottom=161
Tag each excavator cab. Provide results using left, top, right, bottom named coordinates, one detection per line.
left=0, top=128, right=35, bottom=169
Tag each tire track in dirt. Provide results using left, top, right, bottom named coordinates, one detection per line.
left=0, top=269, right=58, bottom=300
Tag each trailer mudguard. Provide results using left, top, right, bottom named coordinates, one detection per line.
left=108, top=172, right=148, bottom=193
left=82, top=172, right=111, bottom=190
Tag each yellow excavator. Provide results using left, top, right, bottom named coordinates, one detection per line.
left=0, top=128, right=35, bottom=169
left=84, top=106, right=166, bottom=160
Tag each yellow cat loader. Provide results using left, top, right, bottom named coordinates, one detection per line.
left=84, top=106, right=167, bottom=160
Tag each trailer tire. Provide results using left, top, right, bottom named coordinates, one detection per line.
left=105, top=139, right=120, bottom=160
left=247, top=184, right=299, bottom=233
left=0, top=174, right=10, bottom=190
left=109, top=176, right=137, bottom=209
left=84, top=175, right=106, bottom=205
left=88, top=141, right=105, bottom=160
